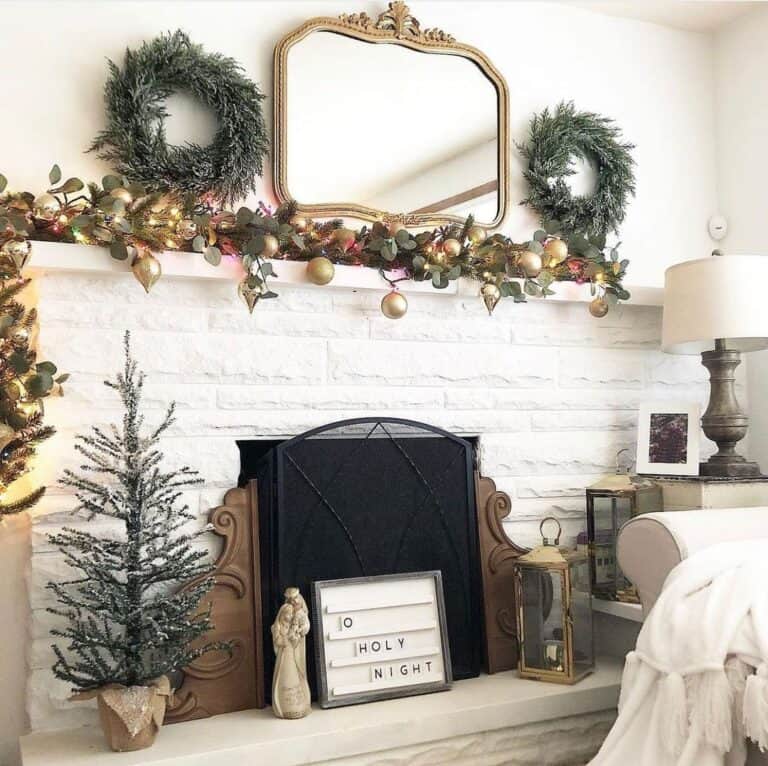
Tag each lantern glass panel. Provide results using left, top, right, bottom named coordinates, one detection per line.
left=590, top=493, right=633, bottom=596
left=520, top=567, right=565, bottom=673
left=570, top=558, right=594, bottom=674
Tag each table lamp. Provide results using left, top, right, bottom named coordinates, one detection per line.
left=662, top=254, right=768, bottom=477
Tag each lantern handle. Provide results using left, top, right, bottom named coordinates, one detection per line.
left=539, top=516, right=562, bottom=546
left=615, top=448, right=632, bottom=475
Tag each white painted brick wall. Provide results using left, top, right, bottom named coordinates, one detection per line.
left=27, top=270, right=713, bottom=732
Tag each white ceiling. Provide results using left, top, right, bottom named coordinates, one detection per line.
left=569, top=1, right=761, bottom=32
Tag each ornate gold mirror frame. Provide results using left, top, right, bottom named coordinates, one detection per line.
left=273, top=2, right=510, bottom=229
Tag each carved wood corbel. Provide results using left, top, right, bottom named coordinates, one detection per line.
left=165, top=484, right=265, bottom=723
left=475, top=473, right=526, bottom=673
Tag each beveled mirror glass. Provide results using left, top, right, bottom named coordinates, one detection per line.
left=274, top=2, right=509, bottom=228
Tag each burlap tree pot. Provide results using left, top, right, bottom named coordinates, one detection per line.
left=74, top=676, right=172, bottom=752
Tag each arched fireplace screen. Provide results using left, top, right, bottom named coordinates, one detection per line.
left=243, top=417, right=484, bottom=696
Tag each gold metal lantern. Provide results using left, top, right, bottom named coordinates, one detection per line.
left=514, top=518, right=594, bottom=685
left=586, top=450, right=663, bottom=602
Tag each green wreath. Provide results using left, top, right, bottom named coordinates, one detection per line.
left=90, top=31, right=268, bottom=205
left=519, top=101, right=635, bottom=235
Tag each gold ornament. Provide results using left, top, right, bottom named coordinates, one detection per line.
left=589, top=296, right=609, bottom=318
left=306, top=256, right=335, bottom=285
left=238, top=277, right=261, bottom=314
left=480, top=281, right=501, bottom=316
left=131, top=252, right=161, bottom=293
left=468, top=225, right=486, bottom=246
left=423, top=242, right=436, bottom=257
left=288, top=214, right=308, bottom=232
left=381, top=290, right=408, bottom=319
left=388, top=221, right=406, bottom=236
left=111, top=187, right=133, bottom=205
left=0, top=423, right=15, bottom=453
left=432, top=250, right=446, bottom=266
left=0, top=238, right=32, bottom=272
left=442, top=238, right=461, bottom=258
left=331, top=228, right=356, bottom=252
left=33, top=193, right=61, bottom=221
left=518, top=250, right=543, bottom=278
left=261, top=234, right=280, bottom=258
left=176, top=219, right=198, bottom=240
left=544, top=238, right=568, bottom=267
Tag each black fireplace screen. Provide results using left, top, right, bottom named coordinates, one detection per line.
left=239, top=418, right=483, bottom=699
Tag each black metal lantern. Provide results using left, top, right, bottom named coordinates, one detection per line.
left=586, top=449, right=662, bottom=602
left=514, top=518, right=594, bottom=684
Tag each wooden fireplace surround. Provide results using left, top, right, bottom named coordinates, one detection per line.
left=166, top=474, right=523, bottom=723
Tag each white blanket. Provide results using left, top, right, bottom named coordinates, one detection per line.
left=590, top=540, right=768, bottom=766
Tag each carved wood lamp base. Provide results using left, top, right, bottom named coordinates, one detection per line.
left=699, top=342, right=762, bottom=478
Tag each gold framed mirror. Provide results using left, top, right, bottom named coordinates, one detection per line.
left=273, top=2, right=509, bottom=229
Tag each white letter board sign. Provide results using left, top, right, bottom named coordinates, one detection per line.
left=312, top=571, right=453, bottom=708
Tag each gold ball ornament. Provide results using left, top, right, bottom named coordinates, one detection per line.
left=467, top=226, right=486, bottom=246
left=589, top=296, right=609, bottom=318
left=33, top=193, right=61, bottom=221
left=480, top=281, right=501, bottom=316
left=306, top=256, right=335, bottom=286
left=442, top=238, right=462, bottom=258
left=261, top=234, right=280, bottom=258
left=176, top=219, right=198, bottom=240
left=110, top=187, right=133, bottom=205
left=331, top=228, right=356, bottom=252
left=0, top=238, right=32, bottom=272
left=381, top=290, right=408, bottom=320
left=288, top=214, right=308, bottom=232
left=544, top=238, right=568, bottom=267
left=518, top=250, right=543, bottom=278
left=131, top=251, right=162, bottom=293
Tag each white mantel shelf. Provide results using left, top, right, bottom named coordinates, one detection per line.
left=26, top=241, right=663, bottom=306
left=21, top=659, right=621, bottom=766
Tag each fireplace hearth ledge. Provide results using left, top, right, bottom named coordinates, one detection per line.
left=21, top=659, right=621, bottom=766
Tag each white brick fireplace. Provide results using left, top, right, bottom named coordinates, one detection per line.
left=22, top=256, right=712, bottom=737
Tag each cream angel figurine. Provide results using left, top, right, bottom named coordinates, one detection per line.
left=271, top=586, right=311, bottom=719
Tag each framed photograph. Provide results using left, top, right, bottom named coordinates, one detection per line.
left=636, top=401, right=700, bottom=476
left=311, top=571, right=452, bottom=708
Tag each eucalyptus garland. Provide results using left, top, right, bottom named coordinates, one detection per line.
left=0, top=167, right=631, bottom=318
left=519, top=101, right=635, bottom=236
left=90, top=30, right=268, bottom=205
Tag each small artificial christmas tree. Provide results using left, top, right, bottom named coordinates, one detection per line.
left=0, top=248, right=62, bottom=515
left=48, top=333, right=219, bottom=701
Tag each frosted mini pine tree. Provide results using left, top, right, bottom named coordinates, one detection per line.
left=48, top=333, right=220, bottom=691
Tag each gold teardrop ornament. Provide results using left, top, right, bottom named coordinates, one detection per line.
left=480, top=281, right=501, bottom=316
left=131, top=252, right=162, bottom=293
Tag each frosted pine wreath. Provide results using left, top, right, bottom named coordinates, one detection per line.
left=90, top=31, right=268, bottom=205
left=519, top=101, right=636, bottom=236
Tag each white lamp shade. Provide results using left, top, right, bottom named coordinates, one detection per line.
left=662, top=255, right=768, bottom=355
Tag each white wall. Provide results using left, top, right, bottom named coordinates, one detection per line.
left=0, top=2, right=726, bottom=762
left=714, top=6, right=768, bottom=470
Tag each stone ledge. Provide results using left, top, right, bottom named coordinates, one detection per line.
left=21, top=659, right=620, bottom=766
